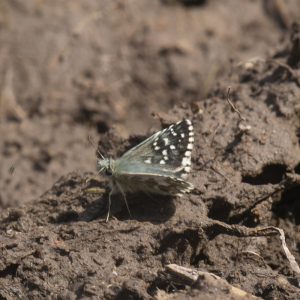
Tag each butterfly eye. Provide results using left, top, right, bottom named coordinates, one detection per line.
left=105, top=169, right=113, bottom=176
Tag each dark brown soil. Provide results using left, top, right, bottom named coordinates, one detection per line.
left=1, top=1, right=300, bottom=299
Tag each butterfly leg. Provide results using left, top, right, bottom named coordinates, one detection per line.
left=116, top=182, right=132, bottom=219
left=106, top=189, right=113, bottom=222
left=106, top=181, right=119, bottom=222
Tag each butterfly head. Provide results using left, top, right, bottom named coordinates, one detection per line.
left=97, top=157, right=115, bottom=177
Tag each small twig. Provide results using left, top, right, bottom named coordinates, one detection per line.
left=199, top=152, right=219, bottom=170
left=268, top=59, right=300, bottom=86
left=164, top=264, right=260, bottom=299
left=202, top=220, right=300, bottom=278
left=231, top=175, right=299, bottom=224
left=210, top=165, right=233, bottom=184
left=273, top=226, right=300, bottom=275
left=226, top=88, right=246, bottom=121
left=198, top=152, right=233, bottom=184
left=269, top=59, right=297, bottom=78
left=243, top=180, right=286, bottom=215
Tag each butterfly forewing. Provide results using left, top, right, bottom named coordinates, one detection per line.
left=115, top=119, right=194, bottom=184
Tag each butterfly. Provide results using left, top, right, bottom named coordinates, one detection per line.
left=97, top=119, right=194, bottom=221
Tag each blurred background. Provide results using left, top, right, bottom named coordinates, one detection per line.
left=0, top=0, right=299, bottom=207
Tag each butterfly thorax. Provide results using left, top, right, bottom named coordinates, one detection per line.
left=97, top=157, right=116, bottom=177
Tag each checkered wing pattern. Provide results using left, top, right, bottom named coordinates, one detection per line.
left=114, top=119, right=194, bottom=195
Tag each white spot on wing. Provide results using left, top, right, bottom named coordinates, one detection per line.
left=184, top=166, right=191, bottom=173
left=155, top=146, right=160, bottom=150
left=170, top=145, right=175, bottom=150
left=185, top=151, right=191, bottom=157
left=162, top=149, right=167, bottom=156
left=160, top=160, right=166, bottom=165
left=182, top=157, right=190, bottom=166
left=145, top=158, right=151, bottom=164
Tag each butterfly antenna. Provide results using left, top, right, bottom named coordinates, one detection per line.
left=88, top=135, right=105, bottom=159
left=97, top=149, right=105, bottom=160
left=97, top=167, right=105, bottom=175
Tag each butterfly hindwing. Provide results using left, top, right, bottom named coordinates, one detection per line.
left=115, top=173, right=194, bottom=196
